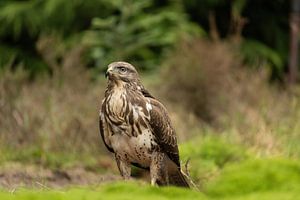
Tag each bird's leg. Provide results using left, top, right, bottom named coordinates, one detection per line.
left=150, top=152, right=168, bottom=186
left=115, top=154, right=131, bottom=180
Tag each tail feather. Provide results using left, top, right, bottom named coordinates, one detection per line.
left=164, top=155, right=190, bottom=188
left=168, top=168, right=190, bottom=187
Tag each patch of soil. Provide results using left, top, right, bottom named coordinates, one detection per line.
left=0, top=163, right=121, bottom=190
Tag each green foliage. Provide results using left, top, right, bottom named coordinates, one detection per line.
left=0, top=0, right=203, bottom=74
left=0, top=0, right=292, bottom=79
left=0, top=44, right=47, bottom=75
left=0, top=45, right=17, bottom=68
left=240, top=39, right=284, bottom=77
left=84, top=0, right=203, bottom=71
left=0, top=0, right=113, bottom=74
left=0, top=0, right=42, bottom=39
left=0, top=0, right=110, bottom=39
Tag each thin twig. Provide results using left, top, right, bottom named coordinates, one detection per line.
left=35, top=181, right=51, bottom=190
left=182, top=158, right=200, bottom=191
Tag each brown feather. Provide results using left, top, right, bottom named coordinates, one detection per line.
left=99, top=110, right=114, bottom=153
left=163, top=155, right=189, bottom=187
left=147, top=98, right=180, bottom=168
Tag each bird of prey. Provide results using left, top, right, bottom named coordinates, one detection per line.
left=99, top=61, right=189, bottom=187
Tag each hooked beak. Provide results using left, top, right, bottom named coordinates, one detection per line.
left=105, top=67, right=113, bottom=79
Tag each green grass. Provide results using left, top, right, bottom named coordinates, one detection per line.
left=1, top=177, right=300, bottom=200
left=0, top=182, right=206, bottom=200
left=205, top=158, right=300, bottom=197
left=222, top=191, right=300, bottom=200
left=179, top=134, right=249, bottom=182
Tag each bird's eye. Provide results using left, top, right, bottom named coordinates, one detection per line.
left=119, top=67, right=127, bottom=73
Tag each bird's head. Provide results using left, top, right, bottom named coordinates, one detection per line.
left=105, top=61, right=140, bottom=85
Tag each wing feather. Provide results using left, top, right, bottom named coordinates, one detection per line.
left=147, top=98, right=180, bottom=167
left=99, top=103, right=114, bottom=153
left=141, top=87, right=155, bottom=99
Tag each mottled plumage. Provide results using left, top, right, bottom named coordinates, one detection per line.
left=99, top=61, right=189, bottom=187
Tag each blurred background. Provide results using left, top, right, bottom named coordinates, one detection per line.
left=1, top=0, right=300, bottom=197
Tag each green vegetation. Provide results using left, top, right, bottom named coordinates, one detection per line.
left=1, top=159, right=300, bottom=200
left=205, top=158, right=300, bottom=197
left=85, top=1, right=203, bottom=71
left=0, top=0, right=201, bottom=75
left=0, top=0, right=292, bottom=79
left=179, top=135, right=248, bottom=182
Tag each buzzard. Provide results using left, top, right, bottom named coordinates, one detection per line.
left=99, top=61, right=189, bottom=187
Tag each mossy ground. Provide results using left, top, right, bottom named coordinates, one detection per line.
left=1, top=165, right=300, bottom=200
